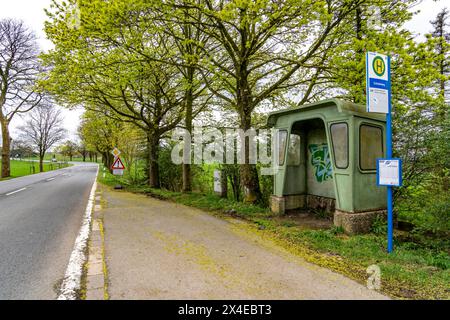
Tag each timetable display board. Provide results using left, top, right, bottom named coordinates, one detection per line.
left=377, top=158, right=402, bottom=187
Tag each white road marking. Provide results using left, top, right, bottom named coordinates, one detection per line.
left=57, top=166, right=99, bottom=300
left=46, top=178, right=55, bottom=182
left=6, top=188, right=27, bottom=196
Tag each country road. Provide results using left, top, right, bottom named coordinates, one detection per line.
left=0, top=163, right=98, bottom=299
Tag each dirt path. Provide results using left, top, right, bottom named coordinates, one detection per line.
left=100, top=186, right=388, bottom=300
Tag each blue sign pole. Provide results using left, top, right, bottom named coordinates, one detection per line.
left=367, top=52, right=397, bottom=252
left=386, top=56, right=393, bottom=253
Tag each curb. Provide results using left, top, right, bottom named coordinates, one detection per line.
left=85, top=192, right=108, bottom=300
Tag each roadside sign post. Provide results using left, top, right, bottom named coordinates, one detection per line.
left=366, top=51, right=400, bottom=253
left=111, top=147, right=121, bottom=159
left=110, top=148, right=125, bottom=189
left=111, top=156, right=125, bottom=176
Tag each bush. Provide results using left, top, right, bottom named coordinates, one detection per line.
left=328, top=226, right=345, bottom=235
left=192, top=164, right=217, bottom=194
left=158, top=144, right=182, bottom=191
left=397, top=172, right=450, bottom=234
left=258, top=165, right=273, bottom=208
left=371, top=216, right=387, bottom=235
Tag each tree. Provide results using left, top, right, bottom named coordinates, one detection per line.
left=117, top=123, right=146, bottom=183
left=42, top=0, right=194, bottom=188
left=324, top=1, right=418, bottom=104
left=155, top=2, right=212, bottom=192
left=430, top=8, right=450, bottom=103
left=17, top=101, right=66, bottom=172
left=77, top=142, right=88, bottom=162
left=79, top=110, right=121, bottom=169
left=313, top=1, right=446, bottom=196
left=427, top=7, right=450, bottom=191
left=75, top=129, right=89, bottom=162
left=64, top=0, right=213, bottom=191
left=10, top=138, right=33, bottom=159
left=58, top=140, right=78, bottom=162
left=0, top=19, right=42, bottom=178
left=171, top=0, right=366, bottom=202
left=77, top=118, right=98, bottom=162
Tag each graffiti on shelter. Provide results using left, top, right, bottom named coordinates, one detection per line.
left=309, top=144, right=333, bottom=182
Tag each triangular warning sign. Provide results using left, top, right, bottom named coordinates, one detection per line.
left=111, top=157, right=125, bottom=170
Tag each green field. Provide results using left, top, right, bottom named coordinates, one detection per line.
left=0, top=160, right=70, bottom=180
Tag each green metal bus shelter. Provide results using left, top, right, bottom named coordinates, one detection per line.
left=267, top=99, right=387, bottom=234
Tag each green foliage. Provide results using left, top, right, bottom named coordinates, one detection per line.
left=371, top=216, right=387, bottom=236
left=328, top=225, right=345, bottom=235
left=398, top=172, right=450, bottom=234
left=57, top=140, right=78, bottom=160
left=222, top=164, right=242, bottom=202
left=40, top=0, right=449, bottom=211
left=79, top=111, right=120, bottom=159
left=324, top=4, right=449, bottom=241
left=192, top=164, right=217, bottom=194
left=313, top=208, right=333, bottom=220
left=99, top=165, right=270, bottom=217
left=280, top=221, right=297, bottom=228
left=257, top=165, right=273, bottom=208
left=158, top=144, right=183, bottom=191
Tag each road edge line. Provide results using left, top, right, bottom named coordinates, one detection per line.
left=57, top=165, right=99, bottom=300
left=5, top=187, right=27, bottom=196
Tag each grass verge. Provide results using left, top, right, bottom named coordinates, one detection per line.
left=99, top=170, right=450, bottom=300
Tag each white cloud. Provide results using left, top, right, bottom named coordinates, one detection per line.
left=0, top=0, right=81, bottom=140
left=0, top=0, right=54, bottom=51
left=404, top=0, right=449, bottom=42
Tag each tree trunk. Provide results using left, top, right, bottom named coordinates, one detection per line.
left=182, top=82, right=193, bottom=192
left=236, top=53, right=262, bottom=203
left=107, top=154, right=114, bottom=170
left=148, top=134, right=160, bottom=188
left=102, top=152, right=107, bottom=167
left=182, top=164, right=191, bottom=191
left=220, top=168, right=228, bottom=198
left=232, top=173, right=240, bottom=202
left=102, top=152, right=113, bottom=170
left=1, top=119, right=11, bottom=178
left=239, top=110, right=262, bottom=204
left=39, top=155, right=44, bottom=173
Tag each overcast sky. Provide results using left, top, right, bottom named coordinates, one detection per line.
left=0, top=0, right=82, bottom=140
left=0, top=0, right=448, bottom=139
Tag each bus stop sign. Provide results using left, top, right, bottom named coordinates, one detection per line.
left=366, top=52, right=391, bottom=114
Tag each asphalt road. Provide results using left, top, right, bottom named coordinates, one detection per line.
left=0, top=162, right=98, bottom=299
